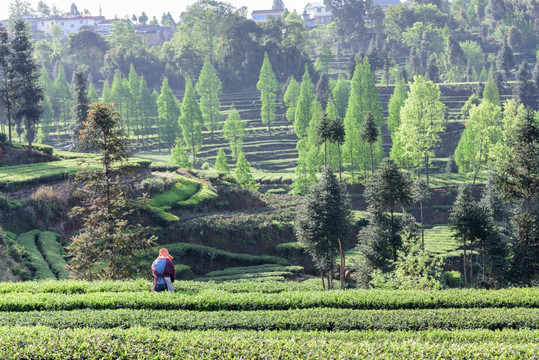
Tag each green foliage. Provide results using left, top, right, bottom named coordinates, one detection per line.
left=283, top=76, right=300, bottom=123
left=37, top=231, right=69, bottom=280
left=294, top=66, right=314, bottom=138
left=234, top=153, right=256, bottom=191
left=387, top=80, right=408, bottom=135
left=179, top=79, right=203, bottom=166
left=295, top=167, right=352, bottom=288
left=150, top=175, right=200, bottom=208
left=483, top=79, right=500, bottom=106
left=214, top=149, right=230, bottom=174
left=257, top=53, right=278, bottom=134
left=157, top=77, right=181, bottom=151
left=195, top=58, right=222, bottom=139
left=67, top=103, right=156, bottom=280
left=331, top=75, right=349, bottom=119
left=70, top=71, right=89, bottom=151
left=222, top=105, right=245, bottom=160
left=1, top=286, right=538, bottom=311
left=455, top=100, right=501, bottom=184
left=170, top=139, right=193, bottom=170
left=16, top=230, right=56, bottom=280
left=391, top=76, right=446, bottom=183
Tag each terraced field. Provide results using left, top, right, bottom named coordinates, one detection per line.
left=0, top=280, right=537, bottom=358
left=132, top=83, right=513, bottom=186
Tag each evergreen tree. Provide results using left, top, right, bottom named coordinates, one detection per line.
left=315, top=73, right=330, bottom=109
left=156, top=77, right=180, bottom=152
left=66, top=103, right=156, bottom=280
left=409, top=46, right=422, bottom=77
left=87, top=82, right=99, bottom=104
left=40, top=94, right=54, bottom=140
left=127, top=64, right=141, bottom=141
left=506, top=25, right=522, bottom=50
left=356, top=158, right=413, bottom=278
left=460, top=93, right=481, bottom=119
left=283, top=76, right=300, bottom=123
left=170, top=139, right=192, bottom=169
left=234, top=152, right=256, bottom=190
left=256, top=53, right=278, bottom=134
left=483, top=70, right=501, bottom=106
left=214, top=149, right=230, bottom=174
left=454, top=100, right=501, bottom=185
left=110, top=70, right=125, bottom=124
left=139, top=75, right=153, bottom=141
left=70, top=71, right=89, bottom=151
left=101, top=80, right=111, bottom=103
left=514, top=61, right=536, bottom=109
left=294, top=66, right=314, bottom=138
left=179, top=79, right=203, bottom=167
left=295, top=166, right=352, bottom=289
left=196, top=58, right=222, bottom=140
left=331, top=74, right=350, bottom=119
left=272, top=0, right=285, bottom=9
left=360, top=112, right=379, bottom=175
left=222, top=104, right=245, bottom=159
left=53, top=64, right=71, bottom=140
left=0, top=23, right=14, bottom=142
left=450, top=184, right=494, bottom=286
left=392, top=76, right=446, bottom=185
left=11, top=19, right=43, bottom=150
left=426, top=54, right=439, bottom=83
left=533, top=56, right=539, bottom=90
left=496, top=40, right=514, bottom=81
left=387, top=79, right=407, bottom=135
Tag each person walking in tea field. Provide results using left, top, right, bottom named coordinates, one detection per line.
left=151, top=248, right=175, bottom=292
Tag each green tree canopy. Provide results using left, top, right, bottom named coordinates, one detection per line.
left=179, top=79, right=203, bottom=166
left=196, top=58, right=223, bottom=140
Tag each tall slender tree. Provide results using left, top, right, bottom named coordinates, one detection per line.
left=295, top=65, right=314, bottom=138
left=11, top=19, right=43, bottom=150
left=454, top=100, right=501, bottom=185
left=331, top=74, right=350, bottom=119
left=391, top=76, right=445, bottom=185
left=70, top=71, right=89, bottom=151
left=257, top=53, right=278, bottom=134
left=196, top=58, right=222, bottom=140
left=295, top=166, right=352, bottom=290
left=156, top=77, right=180, bottom=152
left=284, top=75, right=300, bottom=123
left=53, top=64, right=71, bottom=139
left=360, top=112, right=379, bottom=175
left=179, top=79, right=203, bottom=166
left=0, top=23, right=13, bottom=142
left=222, top=104, right=245, bottom=159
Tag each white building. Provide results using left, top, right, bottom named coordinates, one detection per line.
left=37, top=15, right=105, bottom=37
left=303, top=2, right=332, bottom=26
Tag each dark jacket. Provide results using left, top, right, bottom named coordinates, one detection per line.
left=151, top=258, right=175, bottom=291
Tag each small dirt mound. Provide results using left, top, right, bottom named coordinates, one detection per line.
left=0, top=145, right=59, bottom=166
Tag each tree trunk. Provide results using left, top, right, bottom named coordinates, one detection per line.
left=420, top=200, right=424, bottom=250
left=338, top=142, right=342, bottom=182
left=324, top=140, right=327, bottom=166
left=320, top=268, right=326, bottom=290
left=338, top=238, right=345, bottom=290
left=470, top=244, right=473, bottom=287
left=369, top=142, right=374, bottom=175
left=425, top=154, right=430, bottom=186
left=463, top=240, right=467, bottom=287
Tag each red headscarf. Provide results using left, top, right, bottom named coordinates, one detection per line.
left=157, top=248, right=173, bottom=260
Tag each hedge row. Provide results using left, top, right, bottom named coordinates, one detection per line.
left=0, top=327, right=537, bottom=359
left=37, top=231, right=68, bottom=280
left=1, top=307, right=537, bottom=331
left=0, top=279, right=321, bottom=294
left=15, top=230, right=56, bottom=280
left=1, top=287, right=538, bottom=312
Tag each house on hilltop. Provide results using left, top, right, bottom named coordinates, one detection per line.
left=251, top=9, right=285, bottom=22
left=37, top=15, right=105, bottom=37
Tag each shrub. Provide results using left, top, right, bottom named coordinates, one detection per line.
left=37, top=231, right=68, bottom=280
left=141, top=175, right=177, bottom=194
left=444, top=271, right=463, bottom=288
left=0, top=133, right=6, bottom=144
